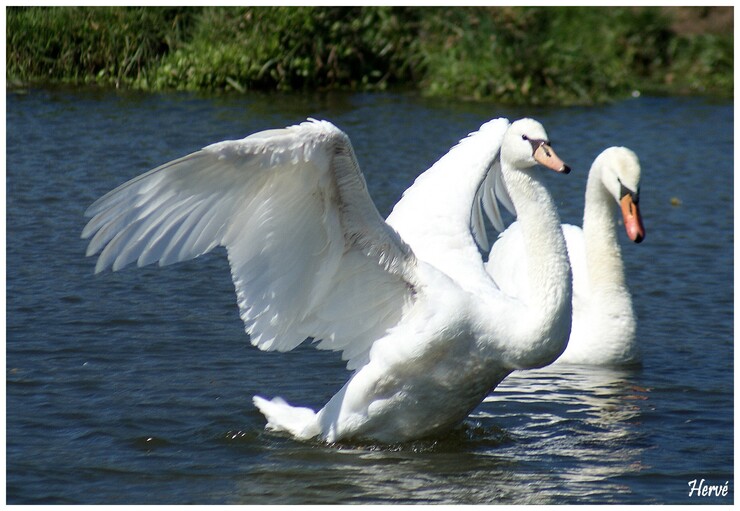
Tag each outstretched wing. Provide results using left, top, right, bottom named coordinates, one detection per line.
left=479, top=158, right=516, bottom=235
left=82, top=119, right=416, bottom=370
left=387, top=118, right=510, bottom=262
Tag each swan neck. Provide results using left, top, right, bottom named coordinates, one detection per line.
left=582, top=164, right=626, bottom=289
left=500, top=162, right=572, bottom=365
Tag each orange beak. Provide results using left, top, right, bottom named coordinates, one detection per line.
left=620, top=193, right=645, bottom=243
left=533, top=143, right=570, bottom=174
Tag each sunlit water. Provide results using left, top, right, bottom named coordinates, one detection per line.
left=6, top=89, right=733, bottom=504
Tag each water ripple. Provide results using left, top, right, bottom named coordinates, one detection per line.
left=6, top=90, right=733, bottom=505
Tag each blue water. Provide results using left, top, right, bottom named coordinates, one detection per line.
left=6, top=89, right=733, bottom=504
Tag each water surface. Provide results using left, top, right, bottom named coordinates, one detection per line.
left=6, top=89, right=733, bottom=504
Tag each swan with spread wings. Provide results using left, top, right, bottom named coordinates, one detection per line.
left=83, top=117, right=572, bottom=443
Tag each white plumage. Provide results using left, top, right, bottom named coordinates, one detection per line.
left=83, top=117, right=573, bottom=443
left=487, top=146, right=645, bottom=366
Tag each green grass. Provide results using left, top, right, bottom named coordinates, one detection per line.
left=418, top=7, right=638, bottom=104
left=144, top=7, right=421, bottom=93
left=6, top=6, right=733, bottom=105
left=7, top=7, right=195, bottom=87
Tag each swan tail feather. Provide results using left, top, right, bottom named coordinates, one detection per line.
left=253, top=395, right=322, bottom=440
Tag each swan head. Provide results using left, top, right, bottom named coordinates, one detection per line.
left=595, top=146, right=645, bottom=243
left=502, top=118, right=570, bottom=174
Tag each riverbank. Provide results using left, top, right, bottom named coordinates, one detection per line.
left=6, top=6, right=733, bottom=105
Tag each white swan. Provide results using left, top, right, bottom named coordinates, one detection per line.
left=486, top=146, right=645, bottom=366
left=82, top=117, right=572, bottom=443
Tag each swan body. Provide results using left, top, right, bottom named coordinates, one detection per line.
left=487, top=147, right=645, bottom=366
left=82, top=117, right=572, bottom=443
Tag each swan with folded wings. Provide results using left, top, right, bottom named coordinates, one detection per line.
left=487, top=146, right=645, bottom=366
left=82, top=117, right=572, bottom=443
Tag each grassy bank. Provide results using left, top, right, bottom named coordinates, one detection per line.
left=6, top=6, right=733, bottom=105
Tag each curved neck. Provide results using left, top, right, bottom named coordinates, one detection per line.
left=501, top=164, right=572, bottom=365
left=582, top=165, right=626, bottom=290
left=507, top=167, right=571, bottom=310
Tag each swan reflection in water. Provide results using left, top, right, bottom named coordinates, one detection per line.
left=477, top=365, right=650, bottom=501
left=233, top=366, right=649, bottom=505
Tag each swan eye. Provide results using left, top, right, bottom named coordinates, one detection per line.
left=521, top=134, right=528, bottom=141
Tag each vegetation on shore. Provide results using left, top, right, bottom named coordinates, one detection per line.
left=6, top=6, right=733, bottom=105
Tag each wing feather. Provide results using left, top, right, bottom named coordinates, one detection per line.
left=479, top=159, right=516, bottom=237
left=82, top=119, right=416, bottom=369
